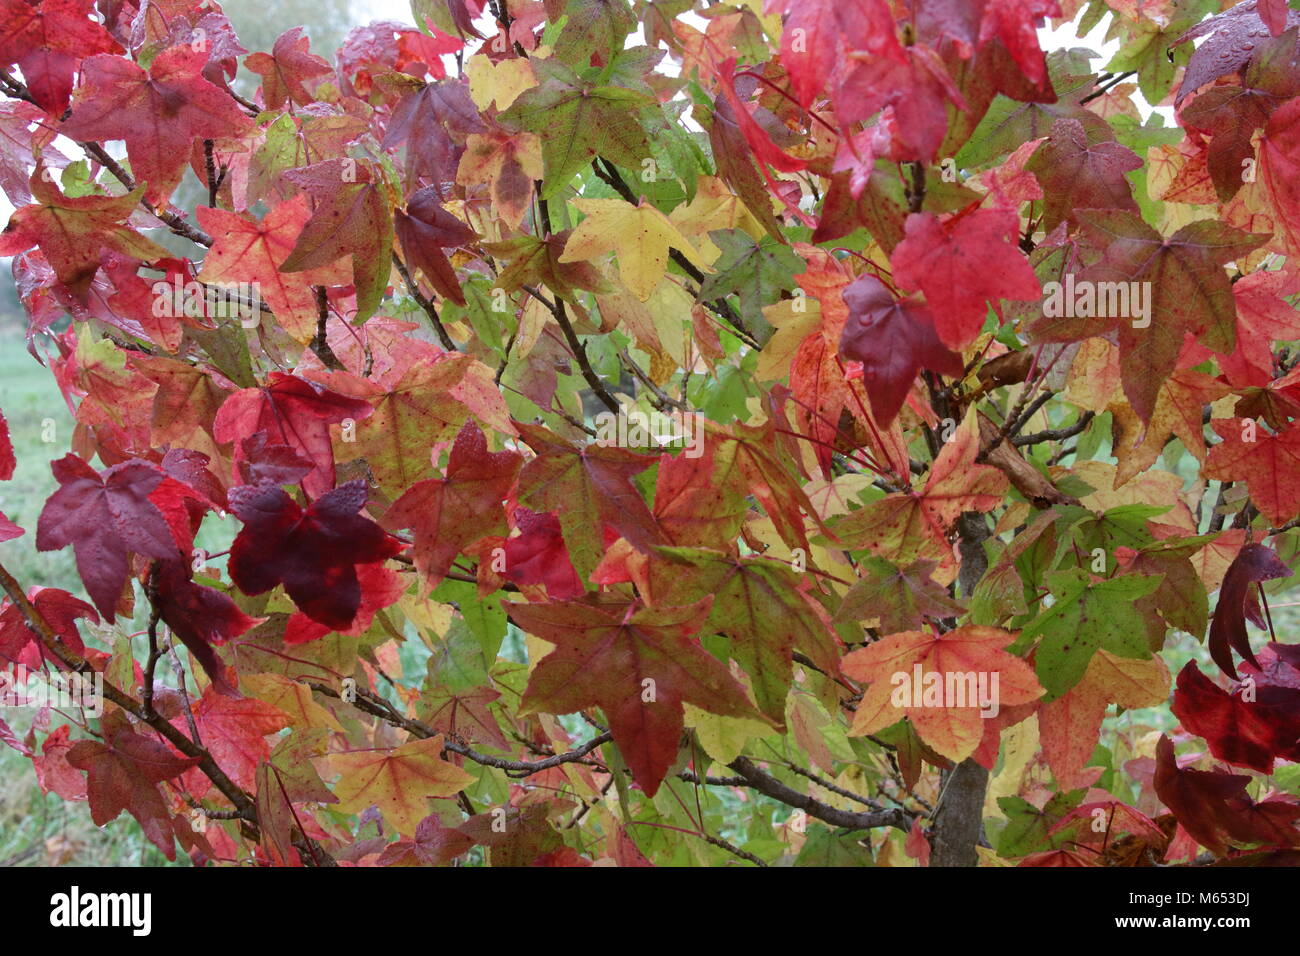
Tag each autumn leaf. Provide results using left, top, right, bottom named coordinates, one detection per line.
left=499, top=508, right=585, bottom=599
left=35, top=455, right=181, bottom=620
left=653, top=547, right=841, bottom=726
left=1205, top=541, right=1292, bottom=680
left=196, top=195, right=349, bottom=343
left=456, top=125, right=543, bottom=231
left=890, top=207, right=1041, bottom=349
left=381, top=419, right=521, bottom=591
left=770, top=0, right=900, bottom=107
left=67, top=715, right=201, bottom=861
left=0, top=170, right=166, bottom=299
left=329, top=734, right=475, bottom=836
left=60, top=46, right=253, bottom=205
left=0, top=585, right=95, bottom=668
left=0, top=406, right=13, bottom=480
left=227, top=479, right=405, bottom=630
left=1019, top=569, right=1163, bottom=698
left=151, top=559, right=261, bottom=695
left=841, top=625, right=1043, bottom=762
left=328, top=347, right=511, bottom=492
left=499, top=59, right=655, bottom=199
left=278, top=159, right=394, bottom=322
left=508, top=593, right=761, bottom=795
left=560, top=197, right=709, bottom=301
left=394, top=186, right=477, bottom=306
left=1024, top=118, right=1141, bottom=230
left=835, top=556, right=965, bottom=635
left=212, top=371, right=373, bottom=499
left=1153, top=734, right=1283, bottom=856
left=837, top=274, right=964, bottom=428
left=1172, top=653, right=1300, bottom=774
left=169, top=686, right=290, bottom=795
left=1204, top=418, right=1300, bottom=528
left=244, top=27, right=332, bottom=110
left=828, top=411, right=1007, bottom=576
left=515, top=421, right=662, bottom=580
left=1040, top=648, right=1169, bottom=788
left=383, top=80, right=484, bottom=191
left=1029, top=212, right=1267, bottom=423
left=0, top=0, right=120, bottom=115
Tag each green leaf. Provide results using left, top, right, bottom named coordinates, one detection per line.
left=1019, top=569, right=1163, bottom=697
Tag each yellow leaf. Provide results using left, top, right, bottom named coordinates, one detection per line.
left=241, top=673, right=344, bottom=732
left=683, top=703, right=771, bottom=764
left=329, top=735, right=474, bottom=836
left=758, top=296, right=821, bottom=382
left=669, top=176, right=766, bottom=261
left=559, top=198, right=710, bottom=301
left=466, top=56, right=535, bottom=111
left=982, top=717, right=1040, bottom=821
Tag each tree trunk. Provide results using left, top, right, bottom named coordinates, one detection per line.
left=931, top=758, right=989, bottom=867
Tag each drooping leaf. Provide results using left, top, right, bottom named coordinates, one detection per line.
left=1205, top=541, right=1292, bottom=680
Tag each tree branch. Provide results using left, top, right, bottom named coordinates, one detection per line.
left=0, top=561, right=258, bottom=834
left=726, top=757, right=912, bottom=832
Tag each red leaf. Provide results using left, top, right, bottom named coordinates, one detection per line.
left=1259, top=0, right=1290, bottom=35
left=769, top=0, right=901, bottom=107
left=35, top=455, right=181, bottom=619
left=196, top=195, right=349, bottom=344
left=1152, top=734, right=1289, bottom=855
left=1174, top=0, right=1300, bottom=106
left=278, top=158, right=395, bottom=322
left=394, top=186, right=477, bottom=306
left=0, top=406, right=14, bottom=479
left=507, top=593, right=758, bottom=795
left=0, top=170, right=166, bottom=299
left=0, top=586, right=95, bottom=668
left=244, top=27, right=332, bottom=110
left=835, top=45, right=966, bottom=162
left=501, top=508, right=585, bottom=599
left=169, top=686, right=290, bottom=795
left=60, top=46, right=253, bottom=205
left=383, top=80, right=484, bottom=190
left=515, top=421, right=662, bottom=580
left=0, top=0, right=120, bottom=115
left=1206, top=541, right=1292, bottom=680
left=67, top=716, right=201, bottom=861
left=1030, top=212, right=1267, bottom=423
left=212, top=371, right=372, bottom=499
left=715, top=58, right=807, bottom=175
left=838, top=274, right=963, bottom=428
left=977, top=0, right=1059, bottom=88
left=151, top=560, right=261, bottom=695
left=382, top=419, right=520, bottom=592
left=227, top=479, right=404, bottom=631
left=283, top=561, right=404, bottom=644
left=32, top=725, right=86, bottom=801
left=1024, top=118, right=1141, bottom=231
left=1173, top=656, right=1300, bottom=774
left=890, top=208, right=1040, bottom=349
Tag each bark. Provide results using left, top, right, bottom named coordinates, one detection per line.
left=931, top=759, right=990, bottom=867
